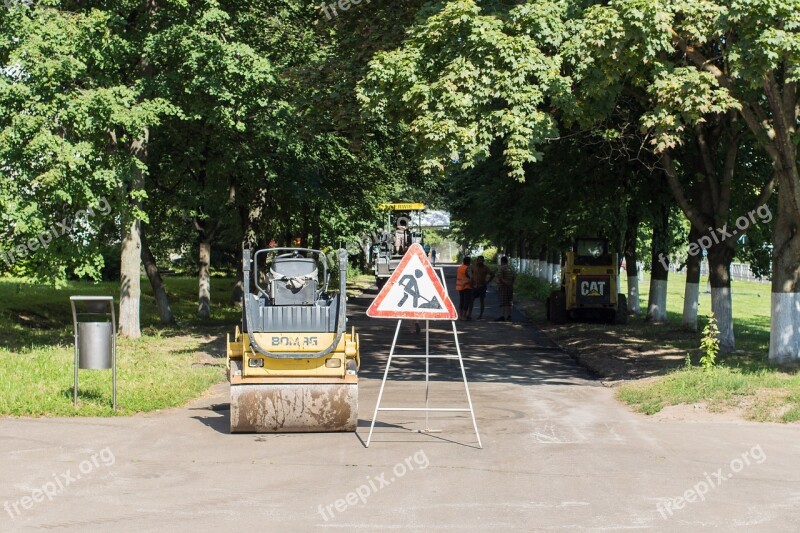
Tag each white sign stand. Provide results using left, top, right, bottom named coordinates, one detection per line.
left=366, top=268, right=482, bottom=448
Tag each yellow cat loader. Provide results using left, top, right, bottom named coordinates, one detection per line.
left=227, top=247, right=360, bottom=433
left=547, top=238, right=627, bottom=324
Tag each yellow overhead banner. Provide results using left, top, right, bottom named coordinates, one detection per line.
left=378, top=202, right=426, bottom=211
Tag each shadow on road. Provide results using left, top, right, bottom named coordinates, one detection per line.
left=349, top=265, right=596, bottom=386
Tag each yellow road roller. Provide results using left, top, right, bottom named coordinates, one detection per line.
left=227, top=247, right=360, bottom=433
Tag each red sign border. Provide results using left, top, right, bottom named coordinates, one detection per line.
left=366, top=243, right=458, bottom=320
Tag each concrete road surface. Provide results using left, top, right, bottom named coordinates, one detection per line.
left=1, top=265, right=799, bottom=532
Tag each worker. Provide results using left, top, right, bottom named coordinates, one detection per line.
left=469, top=256, right=493, bottom=319
left=456, top=256, right=473, bottom=320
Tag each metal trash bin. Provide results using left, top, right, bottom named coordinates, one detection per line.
left=70, top=296, right=116, bottom=409
left=77, top=322, right=113, bottom=369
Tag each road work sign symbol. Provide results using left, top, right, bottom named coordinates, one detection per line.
left=367, top=243, right=457, bottom=320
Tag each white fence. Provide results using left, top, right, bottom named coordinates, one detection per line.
left=666, top=261, right=769, bottom=283
left=508, top=258, right=560, bottom=285
left=508, top=257, right=768, bottom=284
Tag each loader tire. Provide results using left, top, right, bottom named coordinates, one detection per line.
left=615, top=294, right=628, bottom=325
left=548, top=290, right=567, bottom=324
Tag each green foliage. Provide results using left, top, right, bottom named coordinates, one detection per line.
left=700, top=313, right=720, bottom=370
left=514, top=273, right=554, bottom=302
left=0, top=3, right=174, bottom=283
left=482, top=247, right=498, bottom=264
left=359, top=0, right=571, bottom=180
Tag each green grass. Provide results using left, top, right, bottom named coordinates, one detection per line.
left=0, top=271, right=374, bottom=417
left=613, top=272, right=800, bottom=422
left=619, top=366, right=800, bottom=422
left=0, top=276, right=242, bottom=416
left=621, top=272, right=772, bottom=355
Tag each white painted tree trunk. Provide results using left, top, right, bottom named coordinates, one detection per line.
left=537, top=259, right=545, bottom=279
left=711, top=287, right=734, bottom=352
left=647, top=279, right=668, bottom=322
left=768, top=175, right=800, bottom=364
left=627, top=274, right=640, bottom=315
left=769, top=293, right=800, bottom=364
left=198, top=239, right=212, bottom=318
left=544, top=261, right=553, bottom=284
left=553, top=263, right=561, bottom=284
left=683, top=282, right=699, bottom=331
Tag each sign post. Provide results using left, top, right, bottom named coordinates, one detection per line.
left=365, top=244, right=481, bottom=448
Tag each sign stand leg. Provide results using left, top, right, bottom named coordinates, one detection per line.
left=452, top=320, right=482, bottom=449
left=425, top=319, right=429, bottom=429
left=366, top=319, right=403, bottom=448
left=419, top=319, right=441, bottom=434
left=366, top=319, right=481, bottom=448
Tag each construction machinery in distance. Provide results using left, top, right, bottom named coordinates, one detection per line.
left=546, top=237, right=628, bottom=324
left=366, top=202, right=425, bottom=288
left=227, top=247, right=360, bottom=433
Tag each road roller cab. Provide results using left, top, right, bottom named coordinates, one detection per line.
left=227, top=247, right=360, bottom=433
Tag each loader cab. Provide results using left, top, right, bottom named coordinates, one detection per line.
left=573, top=238, right=613, bottom=266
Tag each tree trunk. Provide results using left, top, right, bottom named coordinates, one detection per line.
left=624, top=213, right=641, bottom=315
left=769, top=178, right=800, bottom=364
left=311, top=205, right=322, bottom=250
left=538, top=248, right=546, bottom=279
left=708, top=242, right=736, bottom=353
left=553, top=251, right=562, bottom=285
left=119, top=135, right=147, bottom=339
left=647, top=206, right=670, bottom=323
left=682, top=227, right=702, bottom=331
left=141, top=223, right=173, bottom=324
left=119, top=216, right=142, bottom=338
left=198, top=237, right=212, bottom=318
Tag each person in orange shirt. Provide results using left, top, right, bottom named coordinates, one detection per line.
left=470, top=256, right=493, bottom=319
left=456, top=256, right=473, bottom=320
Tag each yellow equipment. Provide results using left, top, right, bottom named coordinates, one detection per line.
left=547, top=238, right=627, bottom=324
left=368, top=202, right=426, bottom=287
left=227, top=247, right=360, bottom=432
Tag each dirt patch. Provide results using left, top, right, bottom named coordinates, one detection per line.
left=650, top=402, right=747, bottom=423
left=540, top=322, right=692, bottom=382
left=516, top=295, right=699, bottom=383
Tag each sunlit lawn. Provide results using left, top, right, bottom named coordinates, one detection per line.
left=617, top=272, right=799, bottom=422
left=0, top=276, right=239, bottom=417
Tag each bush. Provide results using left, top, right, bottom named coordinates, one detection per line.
left=514, top=273, right=555, bottom=302
left=482, top=247, right=498, bottom=264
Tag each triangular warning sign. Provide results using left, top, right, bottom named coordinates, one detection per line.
left=367, top=243, right=458, bottom=320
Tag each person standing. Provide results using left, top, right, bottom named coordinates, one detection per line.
left=495, top=256, right=516, bottom=321
left=456, top=256, right=473, bottom=320
left=431, top=247, right=437, bottom=266
left=470, top=256, right=493, bottom=319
